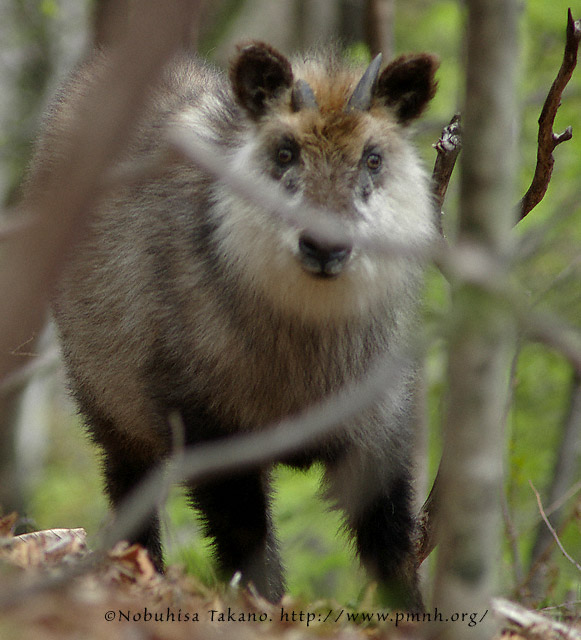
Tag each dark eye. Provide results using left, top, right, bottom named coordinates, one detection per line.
left=366, top=152, right=382, bottom=173
left=276, top=146, right=294, bottom=166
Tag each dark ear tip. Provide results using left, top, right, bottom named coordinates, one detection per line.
left=229, top=41, right=294, bottom=119
left=229, top=41, right=288, bottom=82
left=391, top=53, right=440, bottom=80
left=414, top=53, right=440, bottom=96
left=376, top=52, right=440, bottom=123
left=232, top=40, right=281, bottom=58
left=416, top=52, right=440, bottom=68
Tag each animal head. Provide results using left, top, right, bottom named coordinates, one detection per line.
left=196, top=43, right=439, bottom=322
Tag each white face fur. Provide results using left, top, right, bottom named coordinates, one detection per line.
left=209, top=125, right=436, bottom=324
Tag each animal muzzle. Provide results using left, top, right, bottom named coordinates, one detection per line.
left=298, top=232, right=352, bottom=278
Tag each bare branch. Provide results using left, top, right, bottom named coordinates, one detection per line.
left=431, top=113, right=462, bottom=234
left=431, top=11, right=580, bottom=227
left=519, top=9, right=581, bottom=220
left=415, top=469, right=439, bottom=565
left=529, top=480, right=581, bottom=574
left=517, top=493, right=581, bottom=603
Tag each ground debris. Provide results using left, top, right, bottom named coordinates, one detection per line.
left=493, top=597, right=581, bottom=640
left=1, top=524, right=579, bottom=639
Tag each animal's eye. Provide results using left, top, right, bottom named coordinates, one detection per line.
left=276, top=146, right=294, bottom=166
left=366, top=152, right=382, bottom=173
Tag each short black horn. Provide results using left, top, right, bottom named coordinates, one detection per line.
left=291, top=79, right=318, bottom=111
left=345, top=53, right=383, bottom=112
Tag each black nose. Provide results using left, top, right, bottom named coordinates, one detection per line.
left=298, top=233, right=352, bottom=277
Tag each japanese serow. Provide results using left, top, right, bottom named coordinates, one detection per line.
left=28, top=42, right=438, bottom=609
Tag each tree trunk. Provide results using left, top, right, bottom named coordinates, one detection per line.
left=432, top=0, right=519, bottom=637
left=365, top=0, right=395, bottom=59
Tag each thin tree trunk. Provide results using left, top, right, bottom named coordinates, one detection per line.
left=432, top=0, right=519, bottom=637
left=297, top=0, right=340, bottom=50
left=365, top=0, right=395, bottom=60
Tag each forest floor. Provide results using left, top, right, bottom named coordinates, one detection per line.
left=0, top=516, right=579, bottom=640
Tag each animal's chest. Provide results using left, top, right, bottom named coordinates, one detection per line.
left=189, top=310, right=380, bottom=430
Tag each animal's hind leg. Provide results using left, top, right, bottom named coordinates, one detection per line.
left=186, top=469, right=285, bottom=602
left=325, top=453, right=423, bottom=611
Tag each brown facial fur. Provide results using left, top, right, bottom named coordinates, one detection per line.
left=256, top=108, right=396, bottom=213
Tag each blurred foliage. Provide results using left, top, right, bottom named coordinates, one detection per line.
left=2, top=0, right=580, bottom=608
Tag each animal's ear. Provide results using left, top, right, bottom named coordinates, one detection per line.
left=230, top=42, right=294, bottom=119
left=374, top=54, right=439, bottom=124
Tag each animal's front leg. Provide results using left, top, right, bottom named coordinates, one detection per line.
left=186, top=469, right=285, bottom=602
left=101, top=440, right=164, bottom=572
left=325, top=454, right=423, bottom=611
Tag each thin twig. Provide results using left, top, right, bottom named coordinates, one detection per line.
left=519, top=9, right=581, bottom=220
left=519, top=496, right=581, bottom=600
left=431, top=113, right=462, bottom=234
left=528, top=373, right=581, bottom=598
left=529, top=480, right=581, bottom=573
left=544, top=478, right=581, bottom=520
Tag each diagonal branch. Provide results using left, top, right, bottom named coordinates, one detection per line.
left=430, top=11, right=580, bottom=228
left=519, top=8, right=581, bottom=220
left=529, top=480, right=581, bottom=573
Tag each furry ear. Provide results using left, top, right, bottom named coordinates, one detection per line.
left=375, top=54, right=439, bottom=124
left=230, top=42, right=294, bottom=119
